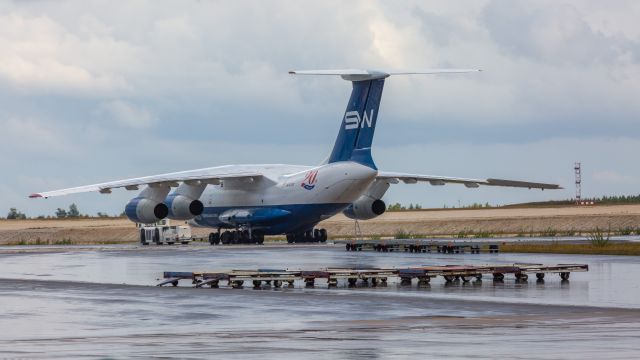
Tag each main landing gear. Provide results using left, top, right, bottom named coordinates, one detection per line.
left=209, top=229, right=265, bottom=245
left=286, top=228, right=327, bottom=244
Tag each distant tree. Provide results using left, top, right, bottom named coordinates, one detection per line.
left=68, top=203, right=80, bottom=218
left=97, top=212, right=109, bottom=218
left=415, top=204, right=422, bottom=209
left=7, top=208, right=26, bottom=220
left=55, top=208, right=67, bottom=218
left=387, top=203, right=405, bottom=211
left=408, top=203, right=414, bottom=210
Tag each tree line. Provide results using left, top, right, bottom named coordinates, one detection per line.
left=5, top=204, right=119, bottom=220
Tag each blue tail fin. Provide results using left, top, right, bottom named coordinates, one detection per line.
left=327, top=78, right=385, bottom=169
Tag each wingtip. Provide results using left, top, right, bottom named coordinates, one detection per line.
left=29, top=193, right=43, bottom=199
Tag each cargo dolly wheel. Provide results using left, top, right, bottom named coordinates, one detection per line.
left=560, top=272, right=570, bottom=281
left=536, top=273, right=545, bottom=280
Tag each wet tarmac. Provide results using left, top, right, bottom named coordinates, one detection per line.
left=1, top=243, right=640, bottom=359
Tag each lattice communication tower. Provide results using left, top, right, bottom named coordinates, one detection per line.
left=574, top=162, right=581, bottom=204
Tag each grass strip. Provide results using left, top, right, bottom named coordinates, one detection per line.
left=501, top=242, right=640, bottom=256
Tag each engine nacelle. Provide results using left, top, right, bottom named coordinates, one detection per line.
left=343, top=197, right=386, bottom=220
left=125, top=197, right=169, bottom=224
left=164, top=194, right=204, bottom=220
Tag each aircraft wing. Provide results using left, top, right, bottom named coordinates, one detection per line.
left=376, top=171, right=561, bottom=190
left=29, top=165, right=264, bottom=198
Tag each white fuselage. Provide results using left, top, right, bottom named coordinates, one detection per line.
left=191, top=161, right=378, bottom=234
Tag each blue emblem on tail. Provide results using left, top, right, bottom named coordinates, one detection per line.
left=327, top=78, right=385, bottom=170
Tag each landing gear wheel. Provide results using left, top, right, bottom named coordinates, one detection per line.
left=313, top=229, right=321, bottom=243
left=140, top=229, right=146, bottom=245
left=240, top=230, right=250, bottom=244
left=249, top=230, right=264, bottom=245
left=319, top=228, right=327, bottom=242
left=220, top=231, right=233, bottom=245
left=304, top=230, right=314, bottom=243
left=209, top=233, right=220, bottom=245
left=154, top=228, right=160, bottom=245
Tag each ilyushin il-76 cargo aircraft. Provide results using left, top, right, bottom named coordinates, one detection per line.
left=30, top=69, right=560, bottom=244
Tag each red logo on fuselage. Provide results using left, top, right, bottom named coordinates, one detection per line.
left=301, top=170, right=318, bottom=190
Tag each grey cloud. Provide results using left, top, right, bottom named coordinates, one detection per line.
left=483, top=0, right=640, bottom=66
left=413, top=8, right=457, bottom=46
left=98, top=101, right=157, bottom=129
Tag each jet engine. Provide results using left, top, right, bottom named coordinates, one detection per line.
left=125, top=197, right=169, bottom=224
left=164, top=182, right=207, bottom=220
left=164, top=194, right=204, bottom=220
left=124, top=184, right=171, bottom=224
left=343, top=196, right=386, bottom=220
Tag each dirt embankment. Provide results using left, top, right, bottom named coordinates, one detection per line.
left=1, top=205, right=640, bottom=245
left=321, top=205, right=640, bottom=237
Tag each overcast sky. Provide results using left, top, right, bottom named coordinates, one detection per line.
left=1, top=0, right=639, bottom=217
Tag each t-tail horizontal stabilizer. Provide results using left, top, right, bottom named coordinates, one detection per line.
left=289, top=68, right=481, bottom=81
